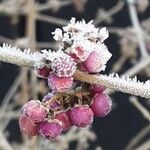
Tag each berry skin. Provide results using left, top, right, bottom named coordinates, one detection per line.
left=90, top=84, right=106, bottom=95
left=70, top=105, right=94, bottom=127
left=83, top=51, right=103, bottom=73
left=38, top=120, right=63, bottom=139
left=55, top=110, right=72, bottom=132
left=19, top=115, right=38, bottom=136
left=90, top=93, right=112, bottom=117
left=21, top=100, right=48, bottom=123
left=34, top=66, right=52, bottom=78
left=48, top=73, right=73, bottom=92
left=52, top=56, right=76, bottom=77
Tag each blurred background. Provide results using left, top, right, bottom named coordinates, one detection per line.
left=0, top=0, right=149, bottom=150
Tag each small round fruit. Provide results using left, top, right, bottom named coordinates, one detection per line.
left=90, top=93, right=112, bottom=117
left=48, top=73, right=73, bottom=92
left=19, top=115, right=38, bottom=136
left=55, top=110, right=72, bottom=132
left=34, top=66, right=52, bottom=78
left=38, top=120, right=63, bottom=139
left=21, top=100, right=48, bottom=123
left=90, top=84, right=106, bottom=95
left=70, top=105, right=94, bottom=127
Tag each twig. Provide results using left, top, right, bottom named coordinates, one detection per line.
left=0, top=46, right=149, bottom=99
left=0, top=131, right=13, bottom=150
left=127, top=0, right=148, bottom=58
left=36, top=14, right=68, bottom=26
left=95, top=0, right=124, bottom=25
left=125, top=125, right=150, bottom=150
left=130, top=97, right=150, bottom=122
left=135, top=139, right=150, bottom=150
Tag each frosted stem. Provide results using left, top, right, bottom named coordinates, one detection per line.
left=0, top=44, right=150, bottom=99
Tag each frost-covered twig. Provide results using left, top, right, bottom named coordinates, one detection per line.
left=74, top=70, right=150, bottom=99
left=0, top=44, right=149, bottom=99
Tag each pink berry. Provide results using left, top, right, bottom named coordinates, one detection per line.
left=52, top=56, right=76, bottom=77
left=19, top=115, right=38, bottom=136
left=90, top=84, right=106, bottom=95
left=83, top=51, right=103, bottom=73
left=48, top=73, right=73, bottom=92
left=70, top=105, right=94, bottom=127
left=34, top=66, right=52, bottom=78
left=55, top=110, right=72, bottom=132
left=90, top=93, right=112, bottom=117
left=67, top=46, right=91, bottom=63
left=38, top=120, right=63, bottom=139
left=22, top=100, right=48, bottom=123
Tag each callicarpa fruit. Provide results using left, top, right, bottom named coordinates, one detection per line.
left=19, top=115, right=38, bottom=136
left=55, top=110, right=72, bottom=132
left=51, top=55, right=76, bottom=77
left=90, top=84, right=106, bottom=95
left=19, top=18, right=113, bottom=140
left=48, top=73, right=73, bottom=92
left=90, top=93, right=112, bottom=117
left=34, top=66, right=52, bottom=78
left=38, top=120, right=63, bottom=139
left=21, top=100, right=48, bottom=123
left=70, top=105, right=94, bottom=127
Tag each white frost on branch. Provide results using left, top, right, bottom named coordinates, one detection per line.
left=0, top=43, right=149, bottom=99
left=0, top=43, right=44, bottom=68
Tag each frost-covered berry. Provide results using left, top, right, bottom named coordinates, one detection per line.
left=48, top=73, right=73, bottom=92
left=70, top=105, right=94, bottom=127
left=19, top=115, right=38, bottom=136
left=90, top=93, right=112, bottom=117
left=52, top=56, right=76, bottom=77
left=83, top=51, right=103, bottom=73
left=55, top=110, right=72, bottom=132
left=34, top=66, right=52, bottom=78
left=22, top=100, right=48, bottom=123
left=38, top=120, right=63, bottom=139
left=83, top=43, right=111, bottom=73
left=90, top=84, right=106, bottom=95
left=66, top=42, right=92, bottom=63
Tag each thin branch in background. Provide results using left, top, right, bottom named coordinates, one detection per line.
left=127, top=0, right=148, bottom=58
left=95, top=0, right=124, bottom=25
left=130, top=97, right=150, bottom=122
left=125, top=125, right=150, bottom=150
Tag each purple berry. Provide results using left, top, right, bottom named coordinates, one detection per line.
left=70, top=105, right=94, bottom=127
left=22, top=100, right=48, bottom=123
left=19, top=115, right=38, bottom=136
left=55, top=110, right=72, bottom=132
left=38, top=120, right=63, bottom=139
left=51, top=55, right=76, bottom=77
left=48, top=73, right=73, bottom=92
left=90, top=93, right=112, bottom=117
left=90, top=84, right=106, bottom=95
left=83, top=51, right=103, bottom=73
left=34, top=66, right=52, bottom=78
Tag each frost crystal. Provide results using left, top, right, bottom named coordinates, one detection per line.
left=52, top=54, right=76, bottom=77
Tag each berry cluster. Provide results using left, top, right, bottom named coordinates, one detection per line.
left=19, top=18, right=112, bottom=140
